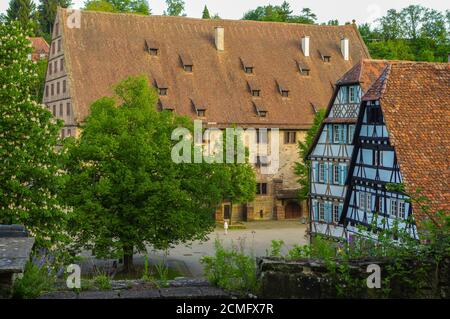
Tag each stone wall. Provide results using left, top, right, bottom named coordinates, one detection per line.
left=257, top=257, right=450, bottom=299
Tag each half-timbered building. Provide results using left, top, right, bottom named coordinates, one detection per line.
left=43, top=8, right=371, bottom=221
left=306, top=60, right=388, bottom=239
left=343, top=62, right=450, bottom=239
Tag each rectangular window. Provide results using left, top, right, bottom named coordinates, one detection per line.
left=333, top=125, right=344, bottom=144
left=63, top=80, right=66, bottom=93
left=49, top=63, right=52, bottom=75
left=377, top=196, right=383, bottom=213
left=184, top=65, right=193, bottom=72
left=252, top=90, right=260, bottom=97
left=66, top=102, right=70, bottom=116
left=373, top=150, right=384, bottom=166
left=399, top=201, right=406, bottom=219
left=149, top=48, right=158, bottom=56
left=45, top=85, right=49, bottom=97
left=341, top=86, right=348, bottom=103
left=60, top=58, right=64, bottom=71
left=67, top=129, right=71, bottom=137
left=256, top=129, right=268, bottom=144
left=367, top=106, right=383, bottom=124
left=360, top=192, right=372, bottom=212
left=256, top=183, right=268, bottom=195
left=197, top=110, right=205, bottom=117
left=256, top=156, right=269, bottom=167
left=332, top=204, right=340, bottom=223
left=56, top=82, right=60, bottom=94
left=54, top=61, right=58, bottom=73
left=318, top=163, right=325, bottom=183
left=391, top=200, right=398, bottom=217
left=348, top=125, right=355, bottom=143
left=159, top=88, right=168, bottom=96
left=281, top=90, right=289, bottom=98
left=52, top=43, right=55, bottom=55
left=51, top=84, right=54, bottom=96
left=58, top=39, right=62, bottom=52
left=318, top=202, right=325, bottom=221
left=333, top=164, right=340, bottom=185
left=59, top=103, right=63, bottom=116
left=52, top=105, right=56, bottom=116
left=245, top=67, right=253, bottom=74
left=349, top=86, right=357, bottom=103
left=55, top=23, right=59, bottom=36
left=284, top=131, right=296, bottom=144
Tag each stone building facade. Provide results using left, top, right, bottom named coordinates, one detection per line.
left=42, top=8, right=371, bottom=221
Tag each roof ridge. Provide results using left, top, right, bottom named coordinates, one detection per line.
left=61, top=7, right=358, bottom=29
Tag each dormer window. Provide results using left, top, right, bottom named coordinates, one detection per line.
left=319, top=50, right=332, bottom=62
left=180, top=53, right=193, bottom=73
left=146, top=39, right=159, bottom=56
left=154, top=78, right=168, bottom=96
left=297, top=60, right=311, bottom=76
left=277, top=80, right=289, bottom=98
left=159, top=98, right=174, bottom=112
left=197, top=109, right=206, bottom=117
left=248, top=80, right=261, bottom=97
left=191, top=99, right=206, bottom=117
left=254, top=102, right=267, bottom=118
left=241, top=57, right=254, bottom=75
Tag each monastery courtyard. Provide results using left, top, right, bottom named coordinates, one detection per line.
left=81, top=221, right=308, bottom=278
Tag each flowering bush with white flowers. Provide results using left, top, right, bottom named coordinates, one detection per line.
left=0, top=21, right=69, bottom=252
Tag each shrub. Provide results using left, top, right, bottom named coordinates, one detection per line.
left=201, top=239, right=259, bottom=295
left=94, top=273, right=112, bottom=290
left=12, top=262, right=55, bottom=299
left=266, top=240, right=284, bottom=257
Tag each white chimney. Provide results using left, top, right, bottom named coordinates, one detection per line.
left=341, top=37, right=349, bottom=61
left=215, top=26, right=224, bottom=51
left=301, top=36, right=310, bottom=57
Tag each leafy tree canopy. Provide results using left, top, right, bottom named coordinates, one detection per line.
left=0, top=21, right=68, bottom=250
left=243, top=1, right=316, bottom=24
left=5, top=0, right=39, bottom=34
left=63, top=75, right=255, bottom=270
left=83, top=0, right=150, bottom=15
left=164, top=0, right=185, bottom=16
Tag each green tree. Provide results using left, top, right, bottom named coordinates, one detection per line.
left=31, top=59, right=48, bottom=103
left=243, top=2, right=316, bottom=25
left=0, top=22, right=67, bottom=249
left=84, top=0, right=117, bottom=13
left=63, top=75, right=255, bottom=271
left=295, top=109, right=325, bottom=202
left=5, top=0, right=39, bottom=33
left=84, top=0, right=150, bottom=15
left=202, top=5, right=211, bottom=19
left=164, top=0, right=185, bottom=16
left=37, top=0, right=72, bottom=39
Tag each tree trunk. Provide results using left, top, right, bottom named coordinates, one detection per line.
left=122, top=245, right=134, bottom=273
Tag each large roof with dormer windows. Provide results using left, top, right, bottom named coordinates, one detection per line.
left=57, top=8, right=370, bottom=128
left=363, top=62, right=450, bottom=226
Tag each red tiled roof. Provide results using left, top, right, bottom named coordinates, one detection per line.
left=58, top=9, right=370, bottom=128
left=29, top=37, right=50, bottom=55
left=364, top=62, right=450, bottom=227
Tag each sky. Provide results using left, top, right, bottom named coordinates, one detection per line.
left=0, top=0, right=448, bottom=25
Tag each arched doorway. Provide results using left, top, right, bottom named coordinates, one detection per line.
left=285, top=201, right=301, bottom=219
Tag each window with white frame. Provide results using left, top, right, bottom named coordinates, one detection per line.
left=348, top=125, right=355, bottom=143
left=349, top=86, right=357, bottom=103
left=318, top=202, right=325, bottom=221
left=391, top=199, right=398, bottom=217
left=332, top=204, right=340, bottom=223
left=360, top=192, right=372, bottom=212
left=318, top=163, right=325, bottom=182
left=333, top=164, right=340, bottom=185
left=399, top=201, right=406, bottom=219
left=333, top=125, right=342, bottom=143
